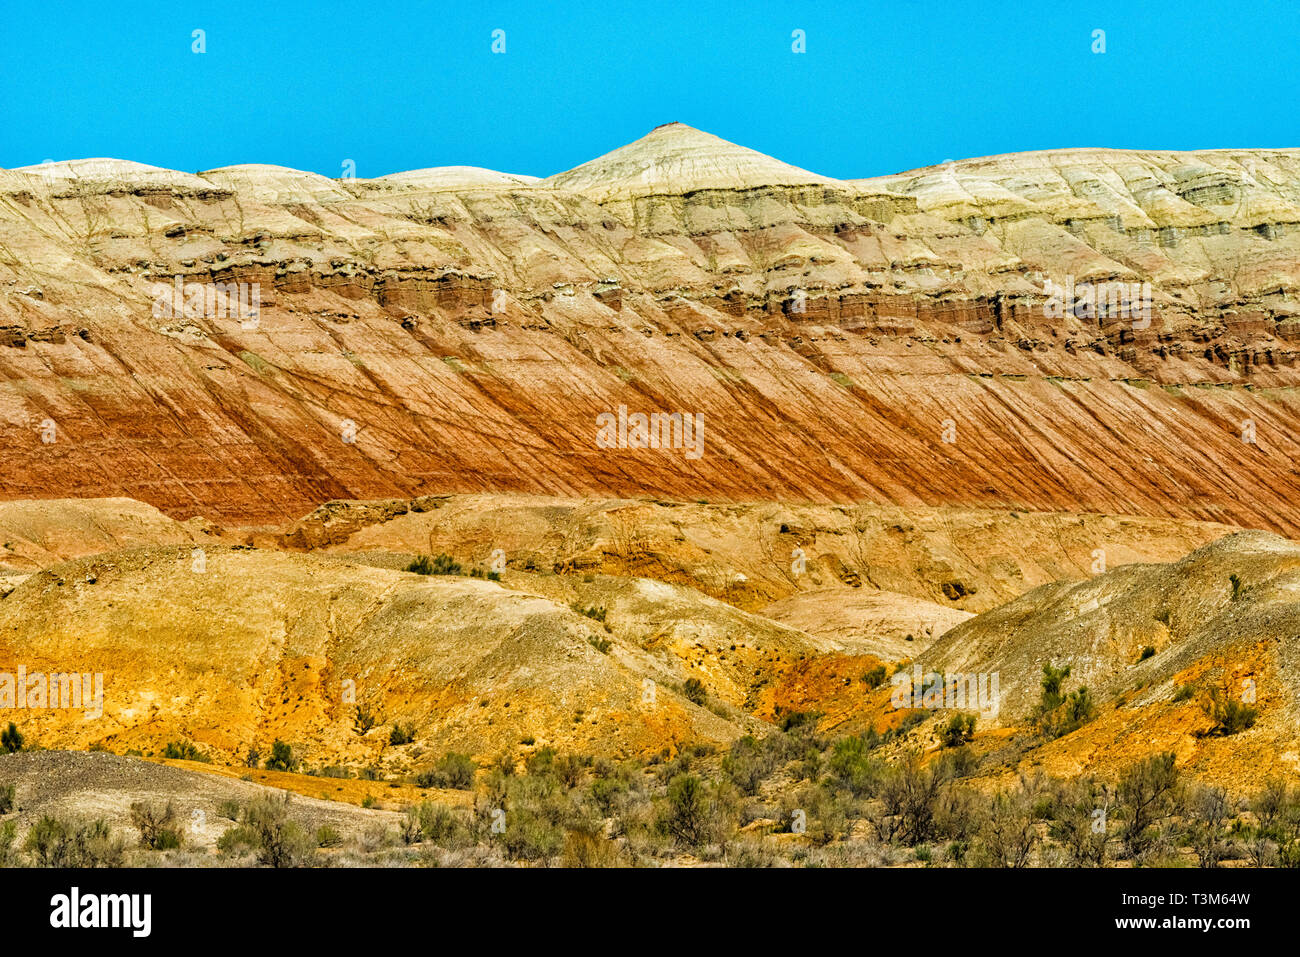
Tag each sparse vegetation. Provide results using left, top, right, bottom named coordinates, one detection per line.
left=265, top=739, right=298, bottom=772
left=1032, top=663, right=1097, bottom=740
left=1202, top=687, right=1258, bottom=736
left=416, top=752, right=477, bottom=790
left=389, top=722, right=417, bottom=746
left=1, top=723, right=23, bottom=753
left=681, top=678, right=707, bottom=705
left=406, top=553, right=462, bottom=576
left=939, top=713, right=976, bottom=748
left=129, top=801, right=183, bottom=850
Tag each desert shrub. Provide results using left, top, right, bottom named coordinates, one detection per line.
left=782, top=785, right=849, bottom=846
left=589, top=775, right=630, bottom=816
left=939, top=713, right=976, bottom=748
left=571, top=603, right=607, bottom=623
left=389, top=722, right=417, bottom=746
left=496, top=778, right=569, bottom=861
left=657, top=774, right=734, bottom=849
left=353, top=706, right=377, bottom=735
left=525, top=747, right=557, bottom=777
left=1, top=723, right=22, bottom=753
left=400, top=806, right=423, bottom=844
left=1229, top=573, right=1244, bottom=600
left=418, top=803, right=472, bottom=848
left=315, top=825, right=343, bottom=848
left=1138, top=645, right=1156, bottom=661
left=417, top=752, right=477, bottom=790
left=1032, top=663, right=1097, bottom=739
left=217, top=799, right=241, bottom=821
left=936, top=745, right=978, bottom=779
left=586, top=634, right=612, bottom=654
left=265, top=739, right=298, bottom=772
left=0, top=784, right=13, bottom=815
left=1173, top=683, right=1196, bottom=702
left=722, top=735, right=777, bottom=795
left=25, top=815, right=124, bottom=867
left=877, top=750, right=949, bottom=846
left=973, top=790, right=1038, bottom=867
left=1201, top=687, right=1258, bottom=735
left=236, top=794, right=315, bottom=867
left=0, top=820, right=17, bottom=866
left=776, top=709, right=821, bottom=736
left=1048, top=776, right=1113, bottom=867
left=1184, top=784, right=1233, bottom=868
left=501, top=807, right=564, bottom=861
left=796, top=747, right=823, bottom=782
left=554, top=754, right=591, bottom=789
left=1117, top=752, right=1180, bottom=858
left=562, top=826, right=622, bottom=867
left=162, top=740, right=209, bottom=762
left=681, top=678, right=707, bottom=705
left=406, top=553, right=461, bottom=576
left=863, top=665, right=888, bottom=689
left=129, top=801, right=182, bottom=850
left=827, top=734, right=884, bottom=797
left=1239, top=778, right=1300, bottom=867
left=244, top=746, right=260, bottom=768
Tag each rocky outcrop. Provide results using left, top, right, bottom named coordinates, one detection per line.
left=2, top=128, right=1300, bottom=529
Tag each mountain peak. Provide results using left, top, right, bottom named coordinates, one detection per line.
left=543, top=123, right=837, bottom=197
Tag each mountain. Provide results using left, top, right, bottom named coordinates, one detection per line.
left=1, top=127, right=1299, bottom=530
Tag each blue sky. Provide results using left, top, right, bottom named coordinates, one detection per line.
left=2, top=0, right=1294, bottom=180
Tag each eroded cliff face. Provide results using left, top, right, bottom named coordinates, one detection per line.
left=2, top=124, right=1299, bottom=528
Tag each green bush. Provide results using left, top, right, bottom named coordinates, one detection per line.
left=162, top=740, right=209, bottom=762
left=587, top=634, right=612, bottom=654
left=418, top=802, right=472, bottom=848
left=828, top=734, right=883, bottom=797
left=1, top=723, right=22, bottom=753
left=25, top=815, right=124, bottom=867
left=656, top=774, right=734, bottom=849
left=407, top=553, right=462, bottom=576
left=389, top=722, right=417, bottom=746
left=315, top=825, right=343, bottom=848
left=1118, top=752, right=1180, bottom=857
left=1202, top=688, right=1258, bottom=735
left=0, top=784, right=13, bottom=815
left=353, top=706, right=377, bottom=735
left=1033, top=664, right=1097, bottom=739
left=682, top=678, right=707, bottom=705
left=129, top=801, right=183, bottom=850
left=722, top=736, right=776, bottom=795
left=265, top=739, right=298, bottom=772
left=416, top=752, right=477, bottom=790
left=939, top=713, right=976, bottom=748
left=227, top=794, right=316, bottom=867
left=863, top=665, right=888, bottom=689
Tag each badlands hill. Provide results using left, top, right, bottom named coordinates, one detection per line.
left=0, top=492, right=1249, bottom=777
left=905, top=530, right=1300, bottom=786
left=1, top=126, right=1299, bottom=529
